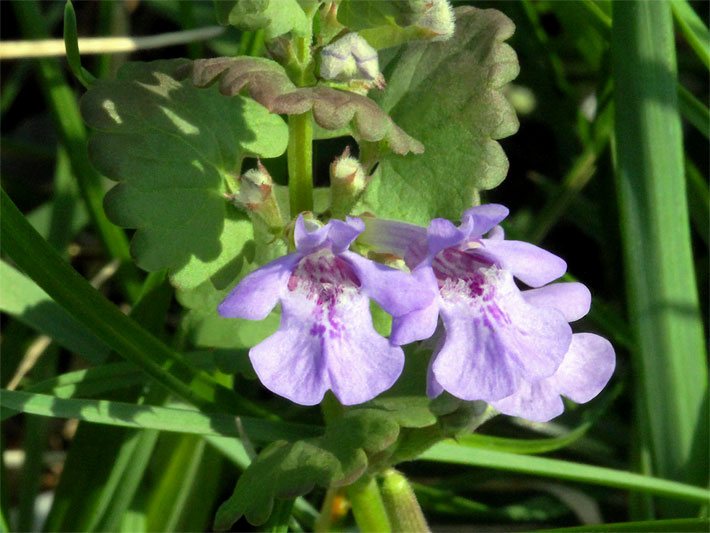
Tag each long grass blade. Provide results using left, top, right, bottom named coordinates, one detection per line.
left=419, top=442, right=710, bottom=505
left=611, top=0, right=708, bottom=507
left=0, top=188, right=270, bottom=417
left=0, top=390, right=319, bottom=442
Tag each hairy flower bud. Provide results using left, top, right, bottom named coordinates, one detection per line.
left=320, top=33, right=384, bottom=89
left=233, top=161, right=283, bottom=229
left=330, top=147, right=369, bottom=217
left=414, top=0, right=455, bottom=41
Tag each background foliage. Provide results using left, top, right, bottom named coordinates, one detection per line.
left=1, top=1, right=708, bottom=531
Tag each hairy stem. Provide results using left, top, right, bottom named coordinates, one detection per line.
left=347, top=476, right=392, bottom=533
left=287, top=111, right=314, bottom=215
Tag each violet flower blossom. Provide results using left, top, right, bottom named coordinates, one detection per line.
left=360, top=205, right=615, bottom=422
left=218, top=215, right=434, bottom=406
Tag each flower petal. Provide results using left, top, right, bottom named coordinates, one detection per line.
left=427, top=359, right=445, bottom=398
left=294, top=215, right=364, bottom=254
left=359, top=216, right=428, bottom=261
left=490, top=380, right=565, bottom=423
left=479, top=239, right=567, bottom=287
left=341, top=251, right=435, bottom=317
left=390, top=266, right=440, bottom=345
left=391, top=301, right=440, bottom=345
left=462, top=204, right=509, bottom=236
left=218, top=254, right=300, bottom=320
left=427, top=218, right=467, bottom=255
left=432, top=269, right=571, bottom=401
left=486, top=225, right=505, bottom=240
left=522, top=282, right=591, bottom=322
left=323, top=292, right=405, bottom=405
left=552, top=333, right=616, bottom=403
left=294, top=215, right=330, bottom=252
left=248, top=290, right=330, bottom=405
left=329, top=217, right=364, bottom=253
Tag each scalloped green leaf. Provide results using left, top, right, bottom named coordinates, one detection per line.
left=214, top=409, right=400, bottom=529
left=358, top=6, right=520, bottom=224
left=214, top=0, right=308, bottom=39
left=185, top=57, right=423, bottom=155
left=337, top=0, right=414, bottom=30
left=177, top=277, right=281, bottom=350
left=81, top=59, right=289, bottom=289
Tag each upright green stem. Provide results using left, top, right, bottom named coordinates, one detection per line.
left=286, top=14, right=316, bottom=217
left=287, top=111, right=314, bottom=215
left=347, top=476, right=392, bottom=533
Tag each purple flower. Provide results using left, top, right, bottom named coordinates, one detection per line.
left=218, top=215, right=434, bottom=406
left=360, top=205, right=615, bottom=420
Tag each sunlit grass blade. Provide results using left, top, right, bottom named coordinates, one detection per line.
left=0, top=261, right=111, bottom=366
left=670, top=0, right=710, bottom=68
left=0, top=390, right=320, bottom=442
left=419, top=442, right=710, bottom=504
left=0, top=188, right=269, bottom=417
left=611, top=0, right=708, bottom=509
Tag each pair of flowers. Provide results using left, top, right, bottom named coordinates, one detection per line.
left=219, top=205, right=615, bottom=422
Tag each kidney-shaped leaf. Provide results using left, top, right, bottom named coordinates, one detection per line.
left=184, top=57, right=424, bottom=155
left=359, top=7, right=520, bottom=224
left=81, top=59, right=289, bottom=288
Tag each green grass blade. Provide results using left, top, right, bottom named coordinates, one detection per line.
left=12, top=0, right=142, bottom=302
left=144, top=435, right=205, bottom=532
left=670, top=0, right=710, bottom=68
left=685, top=158, right=709, bottom=246
left=0, top=261, right=111, bottom=365
left=0, top=188, right=269, bottom=417
left=0, top=390, right=320, bottom=442
left=678, top=84, right=710, bottom=139
left=46, top=274, right=172, bottom=532
left=541, top=517, right=710, bottom=532
left=612, top=0, right=708, bottom=503
left=63, top=0, right=96, bottom=88
left=419, top=442, right=710, bottom=504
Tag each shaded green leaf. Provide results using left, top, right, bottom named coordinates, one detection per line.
left=81, top=59, right=289, bottom=288
left=215, top=409, right=400, bottom=528
left=359, top=6, right=520, bottom=224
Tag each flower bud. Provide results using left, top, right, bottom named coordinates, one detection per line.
left=413, top=0, right=455, bottom=42
left=381, top=470, right=431, bottom=533
left=320, top=33, right=385, bottom=89
left=232, top=161, right=283, bottom=229
left=329, top=147, right=369, bottom=217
